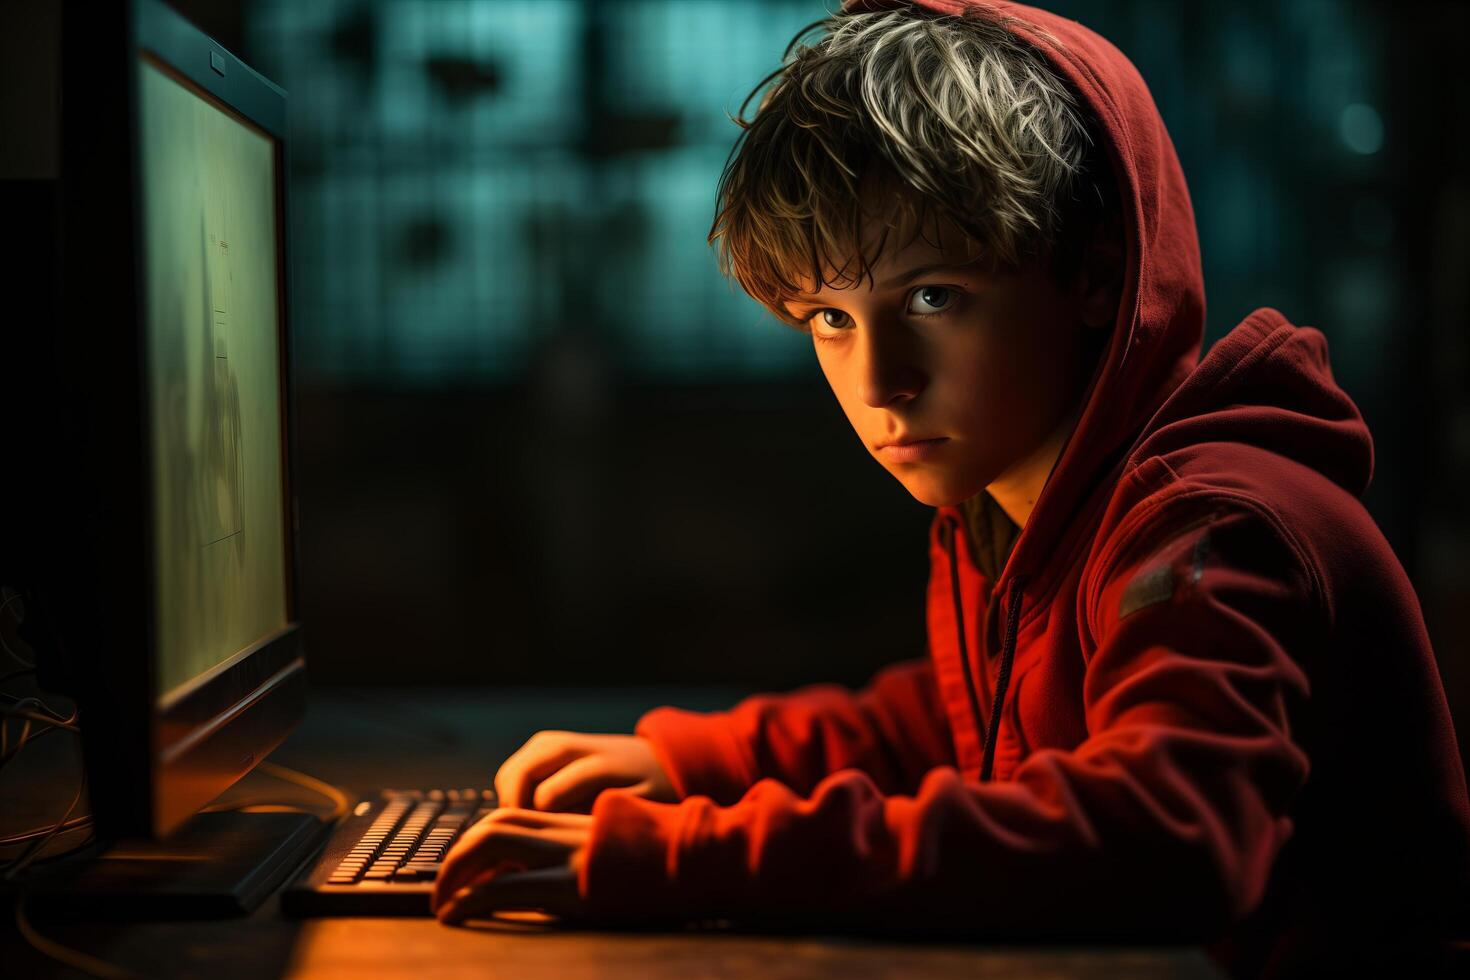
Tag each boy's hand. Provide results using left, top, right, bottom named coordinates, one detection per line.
left=493, top=731, right=677, bottom=813
left=431, top=808, right=589, bottom=924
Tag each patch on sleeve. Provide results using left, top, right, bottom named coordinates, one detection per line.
left=1118, top=562, right=1177, bottom=620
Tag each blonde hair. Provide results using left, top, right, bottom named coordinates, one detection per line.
left=708, top=2, right=1117, bottom=329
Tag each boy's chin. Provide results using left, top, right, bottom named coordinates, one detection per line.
left=893, top=472, right=980, bottom=510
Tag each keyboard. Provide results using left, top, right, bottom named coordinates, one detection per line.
left=280, top=787, right=497, bottom=916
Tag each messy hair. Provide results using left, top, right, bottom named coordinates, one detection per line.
left=708, top=2, right=1119, bottom=330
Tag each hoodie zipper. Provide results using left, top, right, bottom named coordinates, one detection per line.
left=944, top=513, right=1025, bottom=783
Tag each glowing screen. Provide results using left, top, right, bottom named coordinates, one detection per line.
left=139, top=57, right=289, bottom=700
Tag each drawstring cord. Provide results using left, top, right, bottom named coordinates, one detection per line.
left=946, top=516, right=989, bottom=777
left=981, top=575, right=1024, bottom=782
left=944, top=514, right=1025, bottom=783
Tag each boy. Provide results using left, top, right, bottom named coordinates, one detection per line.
left=432, top=2, right=1470, bottom=975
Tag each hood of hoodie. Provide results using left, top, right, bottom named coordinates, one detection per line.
left=842, top=0, right=1375, bottom=591
left=835, top=0, right=1379, bottom=793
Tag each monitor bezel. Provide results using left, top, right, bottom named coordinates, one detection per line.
left=60, top=0, right=308, bottom=839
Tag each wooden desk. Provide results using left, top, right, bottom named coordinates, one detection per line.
left=3, top=687, right=1226, bottom=979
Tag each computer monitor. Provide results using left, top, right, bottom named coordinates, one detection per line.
left=47, top=0, right=308, bottom=847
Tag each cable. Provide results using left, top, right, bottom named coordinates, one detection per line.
left=0, top=684, right=77, bottom=768
left=0, top=699, right=86, bottom=840
left=0, top=814, right=93, bottom=846
left=1, top=692, right=75, bottom=723
left=18, top=830, right=99, bottom=867
left=188, top=761, right=351, bottom=824
left=256, top=760, right=351, bottom=823
left=0, top=830, right=99, bottom=879
left=3, top=769, right=86, bottom=880
left=0, top=670, right=42, bottom=760
left=198, top=793, right=326, bottom=815
left=0, top=699, right=77, bottom=765
left=1, top=718, right=69, bottom=769
left=14, top=893, right=142, bottom=980
left=0, top=705, right=79, bottom=731
left=1, top=712, right=23, bottom=759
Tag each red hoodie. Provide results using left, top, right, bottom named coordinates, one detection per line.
left=579, top=1, right=1470, bottom=973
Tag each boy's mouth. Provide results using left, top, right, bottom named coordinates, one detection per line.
left=877, top=437, right=949, bottom=463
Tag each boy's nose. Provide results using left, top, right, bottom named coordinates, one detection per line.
left=856, top=326, right=927, bottom=408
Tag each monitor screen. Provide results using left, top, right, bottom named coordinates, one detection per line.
left=138, top=54, right=290, bottom=703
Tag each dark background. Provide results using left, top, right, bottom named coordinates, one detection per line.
left=3, top=0, right=1468, bottom=764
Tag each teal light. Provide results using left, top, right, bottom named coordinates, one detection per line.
left=246, top=0, right=828, bottom=385
left=1339, top=102, right=1384, bottom=156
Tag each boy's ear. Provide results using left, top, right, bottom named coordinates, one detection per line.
left=1076, top=213, right=1126, bottom=331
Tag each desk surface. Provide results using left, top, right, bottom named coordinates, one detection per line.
left=4, top=687, right=1226, bottom=979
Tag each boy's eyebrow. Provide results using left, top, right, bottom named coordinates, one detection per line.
left=784, top=261, right=981, bottom=307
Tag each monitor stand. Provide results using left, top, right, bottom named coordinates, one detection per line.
left=26, top=810, right=333, bottom=918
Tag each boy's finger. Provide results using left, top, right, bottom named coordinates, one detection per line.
left=482, top=807, right=592, bottom=830
left=433, top=825, right=573, bottom=913
left=437, top=865, right=581, bottom=925
left=495, top=737, right=585, bottom=809
left=431, top=857, right=516, bottom=916
left=531, top=754, right=619, bottom=812
left=432, top=824, right=524, bottom=912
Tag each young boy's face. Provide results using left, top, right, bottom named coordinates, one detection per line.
left=782, top=203, right=1113, bottom=511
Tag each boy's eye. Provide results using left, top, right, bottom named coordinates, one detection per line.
left=909, top=286, right=953, bottom=315
left=805, top=285, right=958, bottom=333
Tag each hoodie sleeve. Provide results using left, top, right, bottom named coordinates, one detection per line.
left=581, top=503, right=1316, bottom=938
left=632, top=657, right=956, bottom=805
